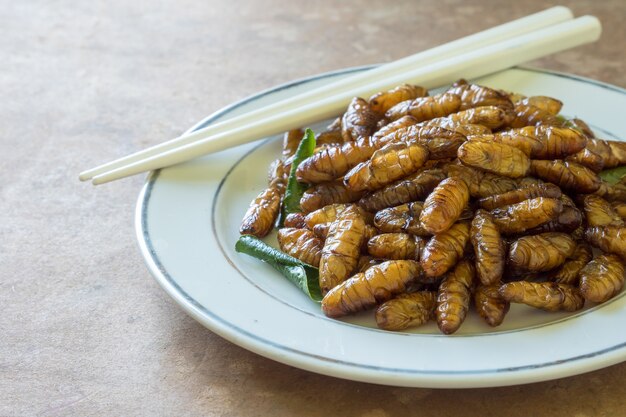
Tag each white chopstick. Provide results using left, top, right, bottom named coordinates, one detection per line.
left=90, top=15, right=601, bottom=185
left=79, top=6, right=574, bottom=182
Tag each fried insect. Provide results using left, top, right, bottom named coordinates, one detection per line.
left=421, top=221, right=471, bottom=278
left=492, top=126, right=587, bottom=159
left=319, top=208, right=367, bottom=295
left=583, top=195, right=624, bottom=227
left=367, top=233, right=427, bottom=261
left=529, top=160, right=601, bottom=193
left=358, top=169, right=446, bottom=212
left=586, top=138, right=626, bottom=168
left=553, top=243, right=593, bottom=285
left=385, top=92, right=462, bottom=122
left=356, top=256, right=381, bottom=273
left=471, top=210, right=505, bottom=285
left=423, top=105, right=509, bottom=130
left=566, top=149, right=605, bottom=172
left=374, top=202, right=429, bottom=236
left=447, top=123, right=492, bottom=137
left=447, top=83, right=513, bottom=111
left=375, top=291, right=437, bottom=331
left=277, top=228, right=324, bottom=267
left=371, top=115, right=417, bottom=144
left=566, top=118, right=595, bottom=138
left=585, top=226, right=626, bottom=259
left=419, top=177, right=470, bottom=234
left=282, top=128, right=304, bottom=157
left=478, top=183, right=562, bottom=211
left=313, top=222, right=377, bottom=244
left=283, top=212, right=306, bottom=228
left=435, top=260, right=475, bottom=334
left=474, top=283, right=510, bottom=327
left=321, top=260, right=421, bottom=317
left=509, top=103, right=560, bottom=128
left=490, top=197, right=562, bottom=234
left=612, top=202, right=626, bottom=219
left=239, top=185, right=283, bottom=237
left=300, top=181, right=364, bottom=213
left=446, top=164, right=518, bottom=198
left=499, top=281, right=584, bottom=312
left=508, top=232, right=576, bottom=272
left=344, top=142, right=429, bottom=192
left=373, top=124, right=467, bottom=158
left=304, top=203, right=371, bottom=229
left=579, top=254, right=625, bottom=303
left=594, top=181, right=626, bottom=202
left=517, top=96, right=563, bottom=115
left=296, top=140, right=375, bottom=183
left=369, top=84, right=428, bottom=114
left=457, top=140, right=530, bottom=178
left=524, top=205, right=582, bottom=235
left=341, top=97, right=379, bottom=141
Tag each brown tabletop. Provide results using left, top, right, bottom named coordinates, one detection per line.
left=3, top=0, right=626, bottom=415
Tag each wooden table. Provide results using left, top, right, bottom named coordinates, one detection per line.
left=3, top=1, right=625, bottom=415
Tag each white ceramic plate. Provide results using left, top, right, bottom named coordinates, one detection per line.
left=136, top=67, right=626, bottom=388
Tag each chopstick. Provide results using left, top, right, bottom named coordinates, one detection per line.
left=85, top=12, right=601, bottom=185
left=80, top=7, right=573, bottom=183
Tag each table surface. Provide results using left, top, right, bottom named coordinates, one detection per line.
left=3, top=0, right=626, bottom=415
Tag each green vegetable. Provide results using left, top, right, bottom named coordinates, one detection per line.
left=600, top=166, right=626, bottom=185
left=279, top=128, right=316, bottom=225
left=235, top=235, right=322, bottom=302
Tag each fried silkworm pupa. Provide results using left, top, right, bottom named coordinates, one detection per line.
left=579, top=254, right=625, bottom=303
left=344, top=142, right=429, bottom=192
left=374, top=124, right=466, bottom=158
left=371, top=115, right=418, bottom=144
left=267, top=158, right=290, bottom=188
left=471, top=210, right=505, bottom=285
left=421, top=221, right=471, bottom=278
left=300, top=181, right=364, bottom=213
left=499, top=281, right=584, bottom=312
left=313, top=223, right=377, bottom=248
left=423, top=105, right=508, bottom=130
left=321, top=260, right=421, bottom=317
left=553, top=243, right=593, bottom=285
left=374, top=201, right=429, bottom=236
left=385, top=92, right=462, bottom=122
left=419, top=177, right=470, bottom=234
left=282, top=128, right=304, bottom=157
left=585, top=226, right=626, bottom=259
left=518, top=96, right=563, bottom=115
left=358, top=168, right=446, bottom=212
left=586, top=138, right=626, bottom=168
left=304, top=203, right=372, bottom=229
left=239, top=186, right=283, bottom=238
left=529, top=160, right=601, bottom=193
left=375, top=291, right=437, bottom=331
left=446, top=83, right=513, bottom=111
left=341, top=97, right=379, bottom=142
left=369, top=84, right=428, bottom=115
left=525, top=205, right=582, bottom=235
left=566, top=118, right=595, bottom=138
left=612, top=202, right=626, bottom=219
left=319, top=208, right=367, bottom=295
left=446, top=164, right=518, bottom=198
left=277, top=228, right=323, bottom=267
left=490, top=197, right=562, bottom=234
left=283, top=212, right=306, bottom=228
left=493, top=126, right=587, bottom=159
left=583, top=195, right=624, bottom=227
left=474, top=283, right=510, bottom=327
left=435, top=259, right=475, bottom=334
left=478, top=183, right=562, bottom=211
left=367, top=233, right=427, bottom=261
left=315, top=130, right=344, bottom=147
left=594, top=181, right=626, bottom=203
left=508, top=232, right=576, bottom=272
left=447, top=123, right=492, bottom=137
left=457, top=140, right=530, bottom=178
left=509, top=103, right=560, bottom=128
left=296, top=140, right=375, bottom=183
left=566, top=149, right=605, bottom=172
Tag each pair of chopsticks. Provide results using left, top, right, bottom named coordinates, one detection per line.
left=80, top=6, right=601, bottom=185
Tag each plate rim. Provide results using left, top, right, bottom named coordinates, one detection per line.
left=135, top=65, right=626, bottom=387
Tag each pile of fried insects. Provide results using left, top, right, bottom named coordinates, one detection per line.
left=238, top=79, right=626, bottom=334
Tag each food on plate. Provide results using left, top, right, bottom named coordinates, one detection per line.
left=237, top=79, right=626, bottom=334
